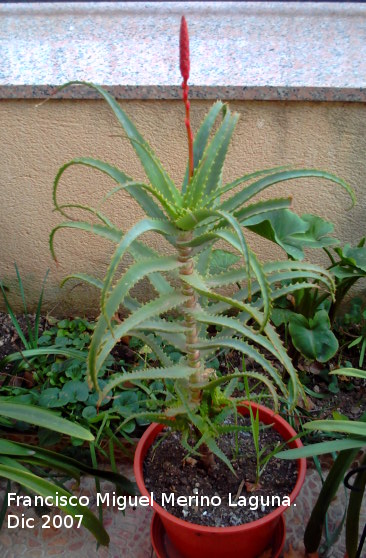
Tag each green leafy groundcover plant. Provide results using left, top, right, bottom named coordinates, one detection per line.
left=0, top=315, right=156, bottom=447
left=0, top=273, right=157, bottom=448
left=49, top=17, right=354, bottom=471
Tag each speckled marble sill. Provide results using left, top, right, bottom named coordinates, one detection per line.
left=1, top=2, right=366, bottom=101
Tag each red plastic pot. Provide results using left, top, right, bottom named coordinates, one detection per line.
left=134, top=402, right=306, bottom=558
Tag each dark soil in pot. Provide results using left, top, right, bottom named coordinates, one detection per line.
left=143, top=416, right=297, bottom=528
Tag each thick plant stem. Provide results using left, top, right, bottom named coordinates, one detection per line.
left=177, top=232, right=202, bottom=397
left=177, top=233, right=216, bottom=470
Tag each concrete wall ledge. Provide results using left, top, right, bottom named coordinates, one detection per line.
left=1, top=1, right=366, bottom=102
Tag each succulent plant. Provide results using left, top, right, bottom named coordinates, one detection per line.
left=50, top=17, right=353, bottom=470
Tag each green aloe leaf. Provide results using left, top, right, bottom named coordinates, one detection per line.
left=189, top=238, right=271, bottom=332
left=56, top=82, right=182, bottom=207
left=152, top=331, right=187, bottom=353
left=213, top=210, right=256, bottom=305
left=201, top=371, right=279, bottom=410
left=88, top=292, right=186, bottom=389
left=190, top=310, right=286, bottom=392
left=101, top=365, right=194, bottom=399
left=184, top=109, right=239, bottom=207
left=221, top=169, right=355, bottom=214
left=132, top=318, right=186, bottom=334
left=234, top=197, right=292, bottom=223
left=56, top=203, right=114, bottom=227
left=50, top=221, right=122, bottom=261
left=205, top=436, right=235, bottom=474
left=207, top=260, right=334, bottom=320
left=61, top=273, right=103, bottom=290
left=54, top=158, right=177, bottom=219
left=189, top=197, right=293, bottom=235
left=128, top=332, right=175, bottom=367
left=208, top=267, right=331, bottom=290
left=99, top=255, right=179, bottom=334
left=182, top=101, right=225, bottom=193
left=90, top=257, right=179, bottom=375
left=50, top=220, right=174, bottom=297
left=100, top=218, right=177, bottom=310
left=193, top=337, right=287, bottom=397
left=181, top=271, right=260, bottom=325
left=208, top=250, right=240, bottom=275
left=208, top=165, right=292, bottom=203
left=175, top=208, right=219, bottom=231
left=53, top=158, right=130, bottom=217
left=103, top=181, right=166, bottom=220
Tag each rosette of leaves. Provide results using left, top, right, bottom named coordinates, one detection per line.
left=50, top=81, right=354, bottom=470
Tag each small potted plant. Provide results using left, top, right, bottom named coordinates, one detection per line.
left=50, top=16, right=354, bottom=557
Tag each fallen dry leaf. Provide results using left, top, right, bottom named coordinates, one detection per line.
left=183, top=457, right=198, bottom=467
left=244, top=481, right=261, bottom=493
left=309, top=363, right=323, bottom=375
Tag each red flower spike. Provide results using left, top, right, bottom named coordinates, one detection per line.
left=179, top=16, right=194, bottom=181
left=180, top=16, right=190, bottom=83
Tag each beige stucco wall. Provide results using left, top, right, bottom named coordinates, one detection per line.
left=1, top=98, right=366, bottom=316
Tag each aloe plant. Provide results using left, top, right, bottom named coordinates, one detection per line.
left=49, top=17, right=353, bottom=471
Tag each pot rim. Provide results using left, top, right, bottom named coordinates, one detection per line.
left=134, top=401, right=306, bottom=533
